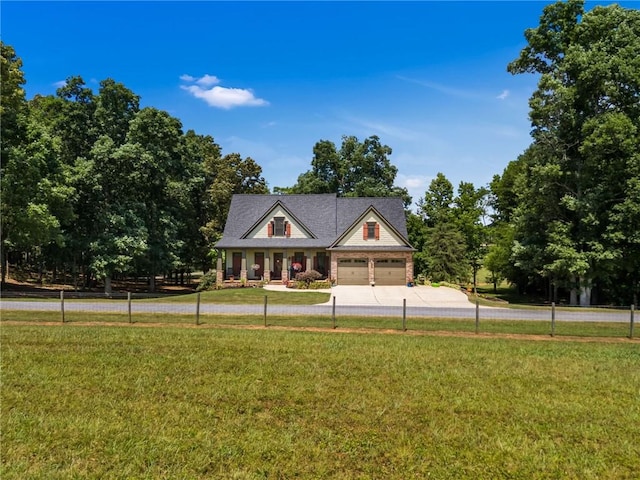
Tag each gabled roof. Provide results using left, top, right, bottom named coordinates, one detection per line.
left=328, top=204, right=412, bottom=250
left=215, top=193, right=412, bottom=249
left=240, top=200, right=316, bottom=239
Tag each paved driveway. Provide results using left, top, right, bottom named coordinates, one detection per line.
left=265, top=284, right=474, bottom=308
left=325, top=285, right=475, bottom=308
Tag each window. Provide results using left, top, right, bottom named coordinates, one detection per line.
left=274, top=217, right=285, bottom=236
left=269, top=217, right=290, bottom=237
left=364, top=222, right=379, bottom=240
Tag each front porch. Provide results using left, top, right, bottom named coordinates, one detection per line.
left=215, top=249, right=330, bottom=286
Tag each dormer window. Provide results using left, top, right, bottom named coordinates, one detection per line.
left=268, top=217, right=291, bottom=237
left=364, top=221, right=380, bottom=240
left=274, top=217, right=285, bottom=236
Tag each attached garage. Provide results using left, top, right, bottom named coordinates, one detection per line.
left=374, top=259, right=406, bottom=285
left=337, top=258, right=369, bottom=285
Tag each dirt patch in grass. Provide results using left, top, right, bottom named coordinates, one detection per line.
left=3, top=320, right=636, bottom=344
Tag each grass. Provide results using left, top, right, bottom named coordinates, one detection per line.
left=150, top=288, right=330, bottom=305
left=2, top=324, right=639, bottom=479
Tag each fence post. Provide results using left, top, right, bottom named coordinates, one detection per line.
left=551, top=302, right=556, bottom=337
left=332, top=296, right=336, bottom=329
left=196, top=292, right=201, bottom=325
left=264, top=295, right=268, bottom=327
left=60, top=290, right=65, bottom=323
left=630, top=304, right=635, bottom=339
left=402, top=298, right=407, bottom=331
left=128, top=292, right=132, bottom=324
left=475, top=299, right=479, bottom=334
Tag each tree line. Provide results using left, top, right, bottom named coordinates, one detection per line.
left=1, top=47, right=268, bottom=292
left=1, top=0, right=638, bottom=304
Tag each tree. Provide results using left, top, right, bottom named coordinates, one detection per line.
left=507, top=0, right=640, bottom=305
left=453, top=182, right=489, bottom=292
left=94, top=78, right=140, bottom=146
left=285, top=135, right=411, bottom=206
left=204, top=152, right=269, bottom=242
left=424, top=222, right=468, bottom=283
left=181, top=130, right=222, bottom=272
left=0, top=42, right=26, bottom=169
left=417, top=173, right=454, bottom=228
left=0, top=42, right=27, bottom=282
left=414, top=173, right=485, bottom=285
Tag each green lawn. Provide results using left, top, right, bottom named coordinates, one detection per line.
left=2, top=325, right=639, bottom=479
left=152, top=287, right=331, bottom=305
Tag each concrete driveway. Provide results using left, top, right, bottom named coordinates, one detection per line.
left=325, top=285, right=475, bottom=308
left=265, top=284, right=474, bottom=308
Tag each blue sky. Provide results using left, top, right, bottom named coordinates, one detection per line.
left=3, top=1, right=638, bottom=208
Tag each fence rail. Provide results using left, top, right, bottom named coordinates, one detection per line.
left=1, top=292, right=636, bottom=340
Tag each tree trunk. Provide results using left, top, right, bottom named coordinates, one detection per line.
left=1, top=247, right=7, bottom=284
left=570, top=276, right=578, bottom=306
left=472, top=267, right=477, bottom=294
left=579, top=277, right=591, bottom=306
left=104, top=276, right=112, bottom=295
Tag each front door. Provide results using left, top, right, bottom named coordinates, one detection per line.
left=254, top=252, right=264, bottom=279
left=232, top=252, right=242, bottom=278
left=273, top=253, right=283, bottom=280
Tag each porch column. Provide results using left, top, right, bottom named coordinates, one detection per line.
left=330, top=253, right=338, bottom=284
left=368, top=256, right=375, bottom=285
left=406, top=253, right=414, bottom=284
left=282, top=257, right=289, bottom=283
left=304, top=255, right=309, bottom=272
left=264, top=256, right=271, bottom=283
left=241, top=255, right=247, bottom=282
left=216, top=255, right=223, bottom=285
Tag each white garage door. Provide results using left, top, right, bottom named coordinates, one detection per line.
left=374, top=259, right=406, bottom=285
left=337, top=258, right=369, bottom=285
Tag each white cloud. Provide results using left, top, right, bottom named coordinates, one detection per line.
left=180, top=74, right=268, bottom=109
left=497, top=89, right=510, bottom=100
left=53, top=80, right=66, bottom=88
left=195, top=74, right=220, bottom=87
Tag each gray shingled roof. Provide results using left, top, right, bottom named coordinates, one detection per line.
left=215, top=194, right=412, bottom=249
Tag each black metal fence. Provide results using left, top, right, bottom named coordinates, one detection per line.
left=1, top=291, right=636, bottom=340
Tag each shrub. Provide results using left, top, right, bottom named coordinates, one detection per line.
left=295, top=270, right=323, bottom=285
left=196, top=271, right=217, bottom=292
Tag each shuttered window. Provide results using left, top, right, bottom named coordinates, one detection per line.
left=363, top=222, right=379, bottom=240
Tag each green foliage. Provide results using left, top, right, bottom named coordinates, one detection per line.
left=295, top=269, right=323, bottom=284
left=503, top=0, right=640, bottom=305
left=0, top=43, right=270, bottom=291
left=413, top=173, right=488, bottom=287
left=424, top=222, right=469, bottom=283
left=196, top=270, right=217, bottom=292
left=284, top=135, right=411, bottom=207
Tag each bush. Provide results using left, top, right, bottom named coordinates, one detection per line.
left=196, top=271, right=217, bottom=292
left=295, top=270, right=323, bottom=284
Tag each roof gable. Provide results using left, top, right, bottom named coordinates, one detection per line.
left=330, top=205, right=412, bottom=248
left=241, top=201, right=316, bottom=239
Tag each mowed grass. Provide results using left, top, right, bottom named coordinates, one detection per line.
left=2, top=325, right=639, bottom=479
left=139, top=288, right=331, bottom=305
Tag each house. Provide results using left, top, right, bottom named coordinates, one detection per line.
left=214, top=194, right=415, bottom=285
